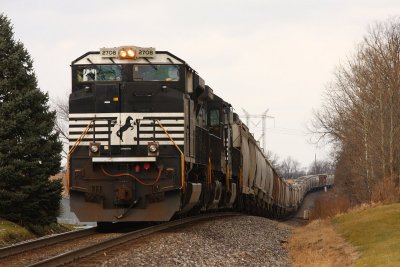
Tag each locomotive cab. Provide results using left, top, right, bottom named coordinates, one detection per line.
left=68, top=46, right=191, bottom=222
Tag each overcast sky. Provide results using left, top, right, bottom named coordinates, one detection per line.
left=2, top=0, right=400, bottom=168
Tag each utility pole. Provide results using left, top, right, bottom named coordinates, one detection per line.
left=241, top=108, right=275, bottom=152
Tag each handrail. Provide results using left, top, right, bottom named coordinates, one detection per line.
left=226, top=164, right=230, bottom=193
left=207, top=157, right=212, bottom=190
left=239, top=167, right=243, bottom=190
left=65, top=120, right=94, bottom=195
left=155, top=119, right=185, bottom=193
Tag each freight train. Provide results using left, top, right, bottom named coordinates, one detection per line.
left=67, top=45, right=334, bottom=223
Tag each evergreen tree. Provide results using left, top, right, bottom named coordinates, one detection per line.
left=0, top=14, right=63, bottom=225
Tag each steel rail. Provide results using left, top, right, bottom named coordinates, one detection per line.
left=29, top=212, right=241, bottom=267
left=0, top=227, right=96, bottom=259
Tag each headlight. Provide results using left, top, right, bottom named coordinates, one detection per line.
left=127, top=48, right=135, bottom=58
left=149, top=144, right=158, bottom=153
left=90, top=144, right=99, bottom=153
left=119, top=49, right=127, bottom=59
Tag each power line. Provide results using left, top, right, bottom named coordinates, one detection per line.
left=246, top=124, right=306, bottom=135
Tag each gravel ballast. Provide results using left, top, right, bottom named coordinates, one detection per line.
left=95, top=215, right=293, bottom=266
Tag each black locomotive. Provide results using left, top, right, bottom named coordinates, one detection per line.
left=67, top=46, right=333, bottom=223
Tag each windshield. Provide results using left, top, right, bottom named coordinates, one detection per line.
left=133, top=65, right=180, bottom=81
left=77, top=65, right=122, bottom=82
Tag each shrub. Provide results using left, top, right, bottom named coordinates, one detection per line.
left=371, top=177, right=400, bottom=204
left=310, top=192, right=351, bottom=219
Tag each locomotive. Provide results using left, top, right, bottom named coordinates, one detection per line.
left=67, top=45, right=333, bottom=223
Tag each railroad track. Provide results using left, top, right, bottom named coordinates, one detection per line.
left=26, top=212, right=240, bottom=267
left=0, top=226, right=121, bottom=267
left=0, top=227, right=96, bottom=259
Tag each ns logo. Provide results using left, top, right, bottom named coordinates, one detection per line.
left=116, top=116, right=134, bottom=142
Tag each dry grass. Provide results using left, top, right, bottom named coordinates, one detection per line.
left=0, top=219, right=35, bottom=248
left=290, top=190, right=400, bottom=266
left=288, top=219, right=358, bottom=267
left=346, top=202, right=380, bottom=213
left=0, top=218, right=75, bottom=248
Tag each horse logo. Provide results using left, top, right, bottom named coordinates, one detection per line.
left=116, top=116, right=134, bottom=142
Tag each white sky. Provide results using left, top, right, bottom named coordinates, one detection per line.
left=2, top=0, right=400, bottom=168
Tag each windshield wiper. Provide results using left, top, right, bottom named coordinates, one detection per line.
left=167, top=57, right=179, bottom=69
left=144, top=58, right=158, bottom=71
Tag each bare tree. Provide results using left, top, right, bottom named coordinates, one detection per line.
left=278, top=156, right=304, bottom=179
left=308, top=160, right=334, bottom=175
left=311, top=17, right=400, bottom=203
left=51, top=95, right=69, bottom=159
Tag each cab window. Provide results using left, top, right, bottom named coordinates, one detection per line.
left=77, top=65, right=122, bottom=82
left=133, top=65, right=180, bottom=81
left=209, top=109, right=220, bottom=126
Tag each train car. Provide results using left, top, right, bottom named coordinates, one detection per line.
left=67, top=45, right=334, bottom=223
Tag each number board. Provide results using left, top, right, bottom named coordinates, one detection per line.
left=100, top=47, right=119, bottom=58
left=100, top=46, right=156, bottom=58
left=136, top=47, right=155, bottom=58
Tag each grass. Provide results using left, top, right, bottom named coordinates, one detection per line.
left=332, top=203, right=400, bottom=267
left=289, top=202, right=400, bottom=266
left=0, top=218, right=75, bottom=248
left=0, top=219, right=35, bottom=248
